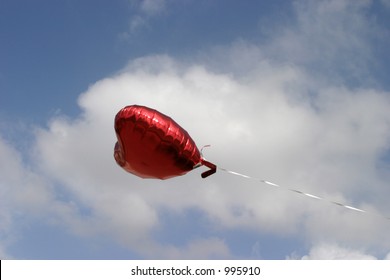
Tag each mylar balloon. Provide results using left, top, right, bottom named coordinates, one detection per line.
left=114, top=105, right=216, bottom=179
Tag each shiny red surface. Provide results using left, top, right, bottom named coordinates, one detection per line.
left=114, top=105, right=202, bottom=179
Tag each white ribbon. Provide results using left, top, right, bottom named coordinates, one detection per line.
left=218, top=167, right=390, bottom=220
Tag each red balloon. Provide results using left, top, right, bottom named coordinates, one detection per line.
left=114, top=105, right=216, bottom=179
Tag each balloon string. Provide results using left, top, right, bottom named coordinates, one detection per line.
left=218, top=167, right=390, bottom=221
left=200, top=145, right=211, bottom=157
left=198, top=145, right=217, bottom=178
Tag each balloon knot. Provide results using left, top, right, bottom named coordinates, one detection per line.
left=200, top=158, right=217, bottom=178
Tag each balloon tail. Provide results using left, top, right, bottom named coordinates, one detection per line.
left=201, top=159, right=217, bottom=178
left=218, top=167, right=390, bottom=221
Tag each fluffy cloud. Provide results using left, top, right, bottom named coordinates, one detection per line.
left=292, top=242, right=390, bottom=260
left=2, top=0, right=390, bottom=259
left=299, top=243, right=377, bottom=260
left=30, top=50, right=390, bottom=258
left=265, top=0, right=376, bottom=81
left=0, top=135, right=82, bottom=258
left=145, top=237, right=231, bottom=259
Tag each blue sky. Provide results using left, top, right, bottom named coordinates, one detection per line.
left=1, top=0, right=390, bottom=260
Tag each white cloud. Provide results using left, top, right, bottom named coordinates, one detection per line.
left=299, top=243, right=378, bottom=260
left=124, top=0, right=168, bottom=35
left=30, top=50, right=390, bottom=258
left=147, top=237, right=231, bottom=259
left=128, top=15, right=147, bottom=33
left=263, top=0, right=378, bottom=86
left=139, top=0, right=167, bottom=15
left=0, top=136, right=73, bottom=258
